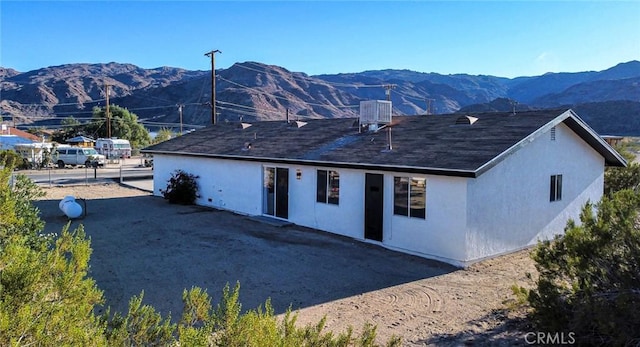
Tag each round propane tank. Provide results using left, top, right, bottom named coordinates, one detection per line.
left=59, top=195, right=83, bottom=219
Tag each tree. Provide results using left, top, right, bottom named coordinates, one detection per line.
left=523, top=190, right=640, bottom=345
left=604, top=145, right=640, bottom=196
left=85, top=105, right=151, bottom=150
left=153, top=127, right=174, bottom=144
left=52, top=116, right=83, bottom=143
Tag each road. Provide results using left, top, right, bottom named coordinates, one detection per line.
left=18, top=158, right=153, bottom=187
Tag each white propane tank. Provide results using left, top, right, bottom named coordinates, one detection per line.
left=59, top=196, right=83, bottom=219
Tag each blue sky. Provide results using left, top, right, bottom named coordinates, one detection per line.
left=1, top=1, right=639, bottom=78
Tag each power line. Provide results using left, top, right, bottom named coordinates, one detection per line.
left=217, top=75, right=359, bottom=109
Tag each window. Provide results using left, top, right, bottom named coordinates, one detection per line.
left=550, top=174, right=562, bottom=202
left=394, top=177, right=426, bottom=218
left=316, top=170, right=339, bottom=205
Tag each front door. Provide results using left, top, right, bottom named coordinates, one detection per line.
left=364, top=173, right=384, bottom=241
left=263, top=167, right=289, bottom=219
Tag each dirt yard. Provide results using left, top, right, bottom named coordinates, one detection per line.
left=36, top=183, right=538, bottom=346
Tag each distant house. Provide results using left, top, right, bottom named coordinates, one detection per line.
left=142, top=108, right=626, bottom=267
left=66, top=135, right=96, bottom=148
left=0, top=125, right=42, bottom=150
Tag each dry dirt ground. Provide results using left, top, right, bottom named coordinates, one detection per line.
left=36, top=183, right=538, bottom=346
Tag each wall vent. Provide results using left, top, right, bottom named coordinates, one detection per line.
left=550, top=126, right=556, bottom=141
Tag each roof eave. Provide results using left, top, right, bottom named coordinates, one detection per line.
left=562, top=109, right=627, bottom=167
left=475, top=109, right=627, bottom=176
left=141, top=149, right=477, bottom=178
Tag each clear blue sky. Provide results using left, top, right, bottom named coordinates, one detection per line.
left=1, top=1, right=639, bottom=78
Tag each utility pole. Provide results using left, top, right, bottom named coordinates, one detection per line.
left=105, top=83, right=111, bottom=138
left=204, top=49, right=221, bottom=125
left=384, top=84, right=396, bottom=101
left=177, top=104, right=184, bottom=134
left=425, top=98, right=435, bottom=115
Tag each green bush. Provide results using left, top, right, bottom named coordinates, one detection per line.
left=0, top=149, right=30, bottom=169
left=161, top=170, right=200, bottom=205
left=526, top=190, right=640, bottom=345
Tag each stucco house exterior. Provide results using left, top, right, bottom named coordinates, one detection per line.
left=142, top=108, right=626, bottom=267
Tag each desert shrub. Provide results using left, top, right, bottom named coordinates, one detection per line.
left=604, top=144, right=640, bottom=196
left=161, top=169, right=200, bottom=205
left=525, top=189, right=640, bottom=345
left=0, top=149, right=29, bottom=169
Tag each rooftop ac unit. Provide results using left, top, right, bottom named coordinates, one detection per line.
left=360, top=100, right=392, bottom=125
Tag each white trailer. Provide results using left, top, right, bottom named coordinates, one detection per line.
left=13, top=142, right=55, bottom=168
left=95, top=138, right=132, bottom=159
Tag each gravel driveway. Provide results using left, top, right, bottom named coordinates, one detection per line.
left=35, top=191, right=455, bottom=318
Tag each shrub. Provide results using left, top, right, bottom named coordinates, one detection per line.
left=526, top=190, right=640, bottom=345
left=161, top=170, right=200, bottom=205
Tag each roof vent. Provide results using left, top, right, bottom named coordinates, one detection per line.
left=360, top=100, right=392, bottom=132
left=455, top=115, right=478, bottom=125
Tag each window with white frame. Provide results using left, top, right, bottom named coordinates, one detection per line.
left=550, top=174, right=562, bottom=202
left=394, top=177, right=426, bottom=218
left=317, top=170, right=339, bottom=205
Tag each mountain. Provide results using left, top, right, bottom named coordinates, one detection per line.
left=1, top=60, right=639, bottom=135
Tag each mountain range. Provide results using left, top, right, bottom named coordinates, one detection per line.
left=1, top=60, right=639, bottom=135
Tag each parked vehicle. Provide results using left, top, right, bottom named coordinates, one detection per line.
left=95, top=138, right=132, bottom=159
left=54, top=146, right=106, bottom=168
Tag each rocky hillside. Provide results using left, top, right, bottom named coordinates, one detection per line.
left=1, top=60, right=639, bottom=135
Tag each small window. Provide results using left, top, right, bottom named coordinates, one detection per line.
left=394, top=176, right=426, bottom=218
left=316, top=170, right=339, bottom=205
left=550, top=174, right=562, bottom=202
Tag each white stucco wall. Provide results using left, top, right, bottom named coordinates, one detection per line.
left=465, top=123, right=605, bottom=263
left=287, top=166, right=365, bottom=239
left=383, top=173, right=468, bottom=264
left=152, top=156, right=470, bottom=264
left=153, top=154, right=264, bottom=215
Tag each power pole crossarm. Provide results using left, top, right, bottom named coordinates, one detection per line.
left=383, top=84, right=396, bottom=101
left=204, top=49, right=222, bottom=125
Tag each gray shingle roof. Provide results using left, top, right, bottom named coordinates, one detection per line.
left=143, top=109, right=626, bottom=177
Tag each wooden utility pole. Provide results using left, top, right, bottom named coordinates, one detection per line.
left=204, top=50, right=221, bottom=125
left=105, top=83, right=111, bottom=138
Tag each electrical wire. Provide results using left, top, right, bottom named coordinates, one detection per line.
left=217, top=75, right=359, bottom=110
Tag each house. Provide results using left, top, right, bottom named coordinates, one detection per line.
left=0, top=125, right=42, bottom=150
left=142, top=108, right=626, bottom=267
left=66, top=135, right=96, bottom=148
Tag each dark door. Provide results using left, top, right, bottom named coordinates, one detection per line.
left=364, top=173, right=384, bottom=241
left=275, top=168, right=289, bottom=219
